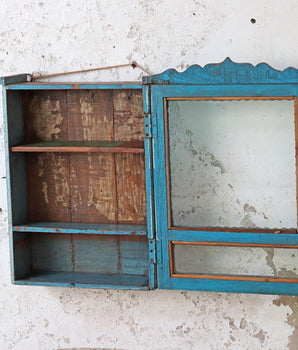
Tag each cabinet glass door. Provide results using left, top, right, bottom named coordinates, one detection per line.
left=148, top=76, right=298, bottom=294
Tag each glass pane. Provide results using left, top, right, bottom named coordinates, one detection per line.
left=168, top=99, right=297, bottom=229
left=173, top=243, right=298, bottom=278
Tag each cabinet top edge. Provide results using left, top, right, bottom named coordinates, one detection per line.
left=2, top=79, right=142, bottom=90
left=142, top=58, right=298, bottom=85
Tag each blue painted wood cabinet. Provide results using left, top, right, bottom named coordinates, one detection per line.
left=3, top=58, right=298, bottom=294
left=2, top=77, right=156, bottom=290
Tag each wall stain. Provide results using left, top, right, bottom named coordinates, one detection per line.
left=243, top=203, right=256, bottom=214
left=239, top=317, right=247, bottom=329
left=278, top=268, right=298, bottom=278
left=273, top=296, right=298, bottom=350
left=170, top=321, right=192, bottom=337
left=44, top=318, right=49, bottom=328
left=240, top=203, right=257, bottom=228
left=264, top=248, right=277, bottom=276
left=253, top=329, right=266, bottom=343
left=240, top=214, right=256, bottom=228
left=264, top=250, right=298, bottom=278
left=222, top=313, right=267, bottom=345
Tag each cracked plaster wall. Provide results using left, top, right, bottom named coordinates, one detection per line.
left=0, top=1, right=298, bottom=349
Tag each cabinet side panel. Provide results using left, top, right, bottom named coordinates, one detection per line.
left=70, top=153, right=117, bottom=224
left=21, top=90, right=68, bottom=142
left=13, top=233, right=31, bottom=280
left=7, top=91, right=24, bottom=146
left=113, top=90, right=144, bottom=141
left=67, top=90, right=114, bottom=141
left=10, top=153, right=27, bottom=225
left=26, top=153, right=71, bottom=222
left=6, top=91, right=27, bottom=224
left=115, top=153, right=147, bottom=224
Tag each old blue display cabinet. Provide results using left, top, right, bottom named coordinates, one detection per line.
left=2, top=76, right=156, bottom=290
left=3, top=58, right=298, bottom=294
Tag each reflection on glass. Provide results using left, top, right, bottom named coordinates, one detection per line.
left=168, top=99, right=297, bottom=229
left=173, top=243, right=298, bottom=278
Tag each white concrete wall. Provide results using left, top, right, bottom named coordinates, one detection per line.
left=0, top=1, right=298, bottom=349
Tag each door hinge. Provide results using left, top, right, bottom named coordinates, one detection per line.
left=149, top=239, right=156, bottom=264
left=144, top=113, right=157, bottom=138
left=149, top=239, right=162, bottom=266
left=156, top=239, right=162, bottom=265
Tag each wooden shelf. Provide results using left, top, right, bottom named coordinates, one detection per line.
left=13, top=222, right=147, bottom=236
left=11, top=140, right=144, bottom=153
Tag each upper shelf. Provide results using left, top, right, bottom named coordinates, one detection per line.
left=13, top=222, right=147, bottom=236
left=11, top=140, right=145, bottom=153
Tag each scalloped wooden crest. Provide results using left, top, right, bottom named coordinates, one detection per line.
left=143, top=57, right=298, bottom=85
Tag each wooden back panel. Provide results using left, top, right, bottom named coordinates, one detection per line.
left=21, top=89, right=146, bottom=225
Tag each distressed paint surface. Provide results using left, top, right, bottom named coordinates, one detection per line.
left=18, top=89, right=146, bottom=226
left=1, top=0, right=298, bottom=349
left=27, top=153, right=71, bottom=222
left=70, top=153, right=117, bottom=224
left=23, top=91, right=68, bottom=142
left=113, top=90, right=144, bottom=141
left=115, top=153, right=147, bottom=224
left=67, top=90, right=114, bottom=141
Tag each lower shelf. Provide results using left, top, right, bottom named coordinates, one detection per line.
left=13, top=231, right=150, bottom=290
left=15, top=272, right=149, bottom=290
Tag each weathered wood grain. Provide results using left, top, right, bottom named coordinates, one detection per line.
left=69, top=153, right=117, bottom=224
left=21, top=89, right=146, bottom=226
left=22, top=90, right=68, bottom=142
left=113, top=90, right=144, bottom=141
left=67, top=89, right=114, bottom=141
left=115, top=153, right=147, bottom=224
left=26, top=153, right=71, bottom=222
